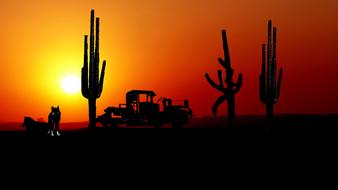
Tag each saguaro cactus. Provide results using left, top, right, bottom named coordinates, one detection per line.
left=259, top=20, right=282, bottom=121
left=205, top=30, right=243, bottom=123
left=82, top=10, right=106, bottom=128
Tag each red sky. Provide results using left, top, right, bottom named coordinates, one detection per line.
left=0, top=0, right=338, bottom=122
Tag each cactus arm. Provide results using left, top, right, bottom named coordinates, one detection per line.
left=205, top=73, right=226, bottom=93
left=275, top=68, right=283, bottom=101
left=259, top=74, right=267, bottom=103
left=237, top=73, right=243, bottom=87
left=217, top=70, right=224, bottom=89
left=82, top=68, right=89, bottom=98
left=261, top=44, right=266, bottom=93
left=212, top=95, right=227, bottom=116
left=260, top=44, right=266, bottom=103
left=97, top=60, right=106, bottom=98
left=233, top=73, right=243, bottom=94
left=81, top=35, right=89, bottom=99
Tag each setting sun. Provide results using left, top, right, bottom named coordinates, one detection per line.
left=0, top=0, right=337, bottom=123
left=61, top=75, right=81, bottom=94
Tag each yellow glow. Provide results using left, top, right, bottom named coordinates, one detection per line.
left=61, top=75, right=81, bottom=94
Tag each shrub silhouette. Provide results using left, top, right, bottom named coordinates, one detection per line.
left=259, top=20, right=283, bottom=121
left=205, top=30, right=243, bottom=123
left=81, top=10, right=107, bottom=128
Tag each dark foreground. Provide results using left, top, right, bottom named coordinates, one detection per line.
left=1, top=114, right=337, bottom=183
left=1, top=114, right=337, bottom=146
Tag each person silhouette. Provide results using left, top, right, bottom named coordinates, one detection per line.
left=48, top=106, right=61, bottom=136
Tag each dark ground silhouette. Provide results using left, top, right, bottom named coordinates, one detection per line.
left=1, top=114, right=337, bottom=146
left=1, top=114, right=338, bottom=180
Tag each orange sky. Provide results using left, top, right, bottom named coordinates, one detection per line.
left=0, top=0, right=338, bottom=122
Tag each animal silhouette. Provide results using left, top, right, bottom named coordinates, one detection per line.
left=48, top=106, right=61, bottom=136
left=22, top=117, right=50, bottom=135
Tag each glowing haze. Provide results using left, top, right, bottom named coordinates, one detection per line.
left=0, top=0, right=337, bottom=122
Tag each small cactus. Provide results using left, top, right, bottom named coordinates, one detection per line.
left=205, top=30, right=243, bottom=123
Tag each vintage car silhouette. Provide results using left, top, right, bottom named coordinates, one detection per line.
left=96, top=90, right=193, bottom=128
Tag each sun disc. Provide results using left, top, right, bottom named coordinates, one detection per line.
left=61, top=75, right=81, bottom=94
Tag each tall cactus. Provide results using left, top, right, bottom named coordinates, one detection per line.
left=82, top=10, right=106, bottom=128
left=260, top=20, right=282, bottom=121
left=205, top=30, right=243, bottom=123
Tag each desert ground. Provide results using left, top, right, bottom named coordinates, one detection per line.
left=0, top=114, right=337, bottom=175
left=0, top=114, right=337, bottom=147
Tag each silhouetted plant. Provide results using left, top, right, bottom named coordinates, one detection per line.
left=205, top=30, right=243, bottom=123
left=259, top=20, right=283, bottom=121
left=81, top=10, right=106, bottom=128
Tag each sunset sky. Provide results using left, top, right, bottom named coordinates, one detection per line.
left=0, top=0, right=337, bottom=122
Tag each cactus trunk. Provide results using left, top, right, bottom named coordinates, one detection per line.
left=81, top=10, right=107, bottom=129
left=88, top=98, right=96, bottom=128
left=228, top=95, right=235, bottom=123
left=266, top=103, right=273, bottom=121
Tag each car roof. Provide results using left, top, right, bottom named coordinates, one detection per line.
left=127, top=90, right=156, bottom=97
